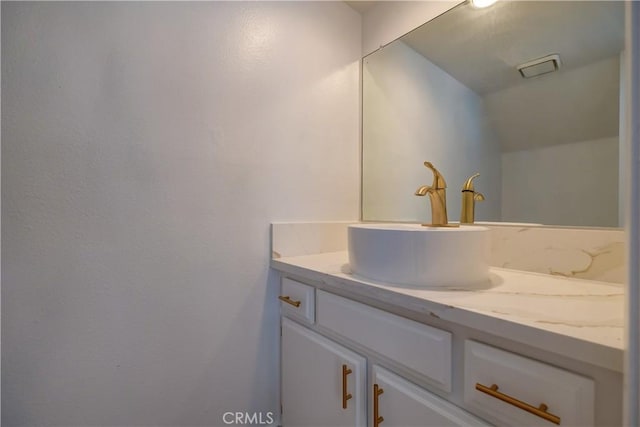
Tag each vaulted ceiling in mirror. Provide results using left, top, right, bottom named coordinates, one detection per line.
left=402, top=1, right=624, bottom=95
left=395, top=1, right=625, bottom=152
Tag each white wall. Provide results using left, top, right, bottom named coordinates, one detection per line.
left=1, top=2, right=360, bottom=425
left=362, top=40, right=501, bottom=223
left=501, top=137, right=619, bottom=227
left=361, top=1, right=458, bottom=56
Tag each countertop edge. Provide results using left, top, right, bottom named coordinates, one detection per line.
left=270, top=256, right=623, bottom=373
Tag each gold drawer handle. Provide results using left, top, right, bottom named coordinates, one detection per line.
left=342, top=364, right=353, bottom=409
left=476, top=383, right=561, bottom=425
left=278, top=295, right=301, bottom=308
left=373, top=384, right=384, bottom=427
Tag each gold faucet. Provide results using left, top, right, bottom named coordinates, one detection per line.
left=460, top=173, right=485, bottom=224
left=415, top=161, right=451, bottom=226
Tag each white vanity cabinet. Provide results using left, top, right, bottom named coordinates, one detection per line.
left=278, top=275, right=617, bottom=426
left=281, top=317, right=367, bottom=427
left=279, top=278, right=485, bottom=426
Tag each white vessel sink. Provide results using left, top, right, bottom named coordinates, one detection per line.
left=348, top=223, right=490, bottom=287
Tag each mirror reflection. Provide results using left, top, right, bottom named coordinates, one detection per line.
left=362, top=0, right=625, bottom=227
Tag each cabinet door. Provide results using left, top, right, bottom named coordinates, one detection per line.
left=372, top=366, right=490, bottom=427
left=281, top=318, right=366, bottom=427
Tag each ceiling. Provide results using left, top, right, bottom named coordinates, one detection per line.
left=344, top=1, right=379, bottom=15
left=401, top=1, right=625, bottom=95
left=364, top=1, right=625, bottom=151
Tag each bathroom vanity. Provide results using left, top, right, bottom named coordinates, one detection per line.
left=272, top=1, right=628, bottom=423
left=271, top=223, right=624, bottom=427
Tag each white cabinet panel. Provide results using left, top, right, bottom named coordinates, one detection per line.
left=280, top=277, right=315, bottom=323
left=372, top=365, right=490, bottom=426
left=317, top=290, right=452, bottom=391
left=281, top=317, right=366, bottom=427
left=464, top=340, right=595, bottom=426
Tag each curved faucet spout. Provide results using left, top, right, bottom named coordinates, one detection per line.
left=462, top=173, right=480, bottom=191
left=415, top=185, right=431, bottom=196
left=460, top=172, right=484, bottom=224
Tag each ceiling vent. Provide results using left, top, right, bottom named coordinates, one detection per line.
left=517, top=54, right=561, bottom=78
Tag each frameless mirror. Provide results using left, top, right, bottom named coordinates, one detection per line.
left=362, top=0, right=625, bottom=227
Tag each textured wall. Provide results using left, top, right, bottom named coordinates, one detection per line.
left=1, top=2, right=360, bottom=425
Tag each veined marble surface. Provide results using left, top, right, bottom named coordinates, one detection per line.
left=272, top=221, right=626, bottom=284
left=271, top=251, right=624, bottom=372
left=488, top=225, right=625, bottom=284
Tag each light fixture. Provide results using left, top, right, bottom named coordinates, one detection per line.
left=517, top=54, right=562, bottom=78
left=471, top=0, right=498, bottom=9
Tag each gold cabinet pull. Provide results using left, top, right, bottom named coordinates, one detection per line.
left=373, top=384, right=384, bottom=427
left=475, top=383, right=561, bottom=425
left=278, top=295, right=301, bottom=307
left=342, top=364, right=353, bottom=409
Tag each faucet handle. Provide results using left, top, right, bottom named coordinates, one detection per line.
left=423, top=161, right=447, bottom=189
left=462, top=173, right=480, bottom=192
left=475, top=192, right=485, bottom=202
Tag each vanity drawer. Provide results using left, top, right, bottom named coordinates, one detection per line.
left=464, top=340, right=594, bottom=426
left=279, top=278, right=315, bottom=323
left=316, top=290, right=452, bottom=391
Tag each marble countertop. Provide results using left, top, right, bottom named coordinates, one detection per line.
left=271, top=251, right=624, bottom=372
